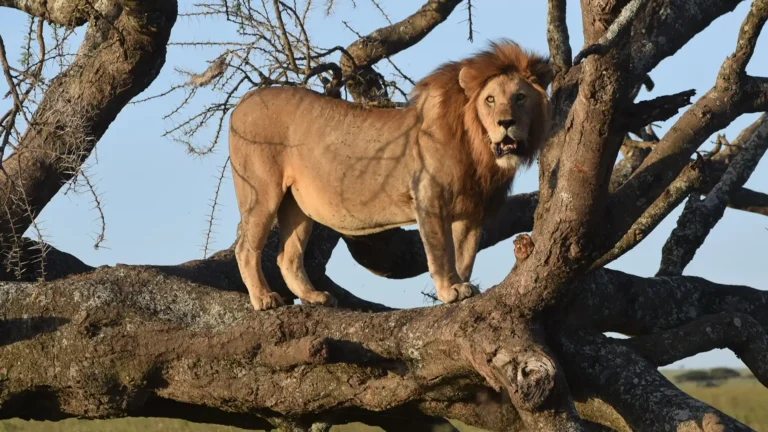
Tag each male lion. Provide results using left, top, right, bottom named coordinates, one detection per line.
left=229, top=40, right=552, bottom=311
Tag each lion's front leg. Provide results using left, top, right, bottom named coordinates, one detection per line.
left=412, top=190, right=477, bottom=304
left=452, top=218, right=483, bottom=284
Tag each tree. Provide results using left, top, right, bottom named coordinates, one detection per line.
left=1, top=0, right=767, bottom=431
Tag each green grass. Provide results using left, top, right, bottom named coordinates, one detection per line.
left=673, top=377, right=768, bottom=431
left=2, top=370, right=765, bottom=431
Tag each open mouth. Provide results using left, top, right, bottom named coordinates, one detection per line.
left=494, top=135, right=525, bottom=158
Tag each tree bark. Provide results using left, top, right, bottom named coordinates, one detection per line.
left=0, top=0, right=177, bottom=278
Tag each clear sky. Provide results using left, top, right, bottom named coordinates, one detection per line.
left=1, top=1, right=766, bottom=369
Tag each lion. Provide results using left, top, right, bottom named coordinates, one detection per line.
left=229, top=40, right=553, bottom=311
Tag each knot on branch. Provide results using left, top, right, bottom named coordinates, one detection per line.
left=491, top=350, right=556, bottom=410
left=257, top=337, right=331, bottom=369
left=513, top=234, right=534, bottom=262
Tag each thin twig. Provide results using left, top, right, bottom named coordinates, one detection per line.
left=202, top=156, right=230, bottom=258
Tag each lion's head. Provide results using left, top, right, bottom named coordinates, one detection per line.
left=411, top=40, right=553, bottom=193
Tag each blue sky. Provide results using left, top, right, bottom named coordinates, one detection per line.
left=0, top=1, right=766, bottom=369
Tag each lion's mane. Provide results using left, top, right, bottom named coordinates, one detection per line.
left=409, top=39, right=553, bottom=199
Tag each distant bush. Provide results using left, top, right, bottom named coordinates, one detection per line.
left=709, top=367, right=741, bottom=380
left=674, top=368, right=742, bottom=387
left=675, top=370, right=713, bottom=384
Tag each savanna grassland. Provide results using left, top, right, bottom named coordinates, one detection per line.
left=1, top=369, right=765, bottom=432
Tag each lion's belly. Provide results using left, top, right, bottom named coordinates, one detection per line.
left=289, top=169, right=415, bottom=236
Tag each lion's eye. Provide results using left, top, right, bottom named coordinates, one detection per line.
left=485, top=95, right=495, bottom=104
left=516, top=93, right=527, bottom=103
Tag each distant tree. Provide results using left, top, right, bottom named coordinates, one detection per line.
left=709, top=367, right=742, bottom=381
left=675, top=370, right=715, bottom=384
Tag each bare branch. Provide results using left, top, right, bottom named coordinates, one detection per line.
left=625, top=89, right=696, bottom=131
left=593, top=157, right=704, bottom=269
left=625, top=313, right=768, bottom=387
left=569, top=269, right=768, bottom=336
left=546, top=0, right=571, bottom=78
left=0, top=0, right=94, bottom=26
left=629, top=0, right=745, bottom=79
left=610, top=1, right=768, bottom=246
left=728, top=187, right=768, bottom=216
left=658, top=113, right=768, bottom=276
left=573, top=0, right=644, bottom=65
left=0, top=1, right=177, bottom=262
left=558, top=331, right=755, bottom=432
left=340, top=0, right=463, bottom=101
left=202, top=157, right=230, bottom=259
left=272, top=0, right=298, bottom=71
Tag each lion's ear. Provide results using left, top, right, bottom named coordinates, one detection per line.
left=458, top=67, right=477, bottom=95
left=528, top=57, right=554, bottom=90
left=458, top=67, right=471, bottom=90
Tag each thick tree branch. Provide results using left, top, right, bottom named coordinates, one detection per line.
left=0, top=264, right=586, bottom=431
left=0, top=1, right=178, bottom=278
left=728, top=187, right=768, bottom=216
left=573, top=0, right=644, bottom=65
left=0, top=0, right=106, bottom=26
left=340, top=0, right=463, bottom=102
left=343, top=192, right=538, bottom=280
left=557, top=331, right=754, bottom=432
left=568, top=269, right=768, bottom=335
left=629, top=0, right=745, bottom=80
left=597, top=114, right=768, bottom=268
left=658, top=113, right=768, bottom=276
left=610, top=0, right=768, bottom=246
left=625, top=313, right=768, bottom=386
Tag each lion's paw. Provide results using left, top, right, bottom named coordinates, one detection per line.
left=437, top=282, right=479, bottom=304
left=301, top=291, right=338, bottom=307
left=250, top=292, right=285, bottom=311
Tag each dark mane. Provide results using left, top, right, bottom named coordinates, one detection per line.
left=409, top=39, right=552, bottom=201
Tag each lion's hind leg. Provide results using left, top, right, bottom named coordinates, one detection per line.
left=233, top=170, right=286, bottom=311
left=276, top=192, right=337, bottom=307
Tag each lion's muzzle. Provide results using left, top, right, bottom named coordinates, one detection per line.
left=493, top=127, right=526, bottom=158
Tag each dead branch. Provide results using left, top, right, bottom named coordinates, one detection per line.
left=658, top=113, right=768, bottom=276
left=340, top=0, right=463, bottom=102
left=598, top=114, right=768, bottom=269
left=625, top=313, right=768, bottom=386
left=625, top=89, right=696, bottom=131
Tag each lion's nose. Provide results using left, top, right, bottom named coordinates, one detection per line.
left=497, top=118, right=517, bottom=129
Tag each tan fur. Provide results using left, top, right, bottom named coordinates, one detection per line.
left=229, top=40, right=552, bottom=311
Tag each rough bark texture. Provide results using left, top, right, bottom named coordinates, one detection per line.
left=0, top=0, right=178, bottom=278
left=1, top=0, right=768, bottom=431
